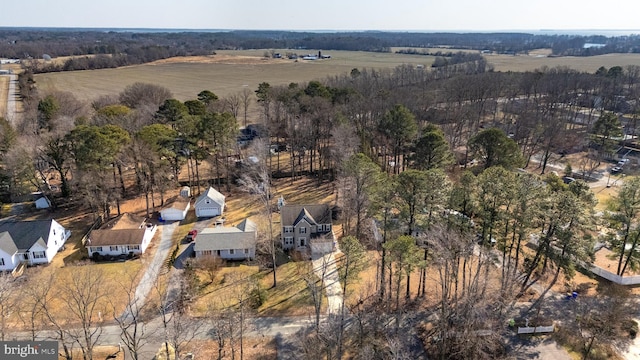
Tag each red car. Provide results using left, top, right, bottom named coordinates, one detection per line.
left=186, top=229, right=198, bottom=242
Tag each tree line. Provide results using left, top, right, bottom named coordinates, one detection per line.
left=2, top=29, right=640, bottom=72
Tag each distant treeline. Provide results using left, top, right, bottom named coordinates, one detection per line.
left=1, top=29, right=640, bottom=73
left=395, top=49, right=485, bottom=68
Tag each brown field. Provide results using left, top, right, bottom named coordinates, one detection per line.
left=33, top=49, right=434, bottom=104
left=31, top=49, right=640, bottom=110
left=488, top=52, right=640, bottom=73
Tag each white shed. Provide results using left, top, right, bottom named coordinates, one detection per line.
left=180, top=186, right=191, bottom=198
left=195, top=187, right=225, bottom=218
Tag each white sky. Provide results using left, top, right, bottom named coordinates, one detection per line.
left=1, top=0, right=639, bottom=32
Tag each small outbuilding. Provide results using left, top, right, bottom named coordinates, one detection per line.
left=160, top=198, right=191, bottom=221
left=194, top=187, right=225, bottom=218
left=180, top=186, right=191, bottom=198
left=35, top=196, right=51, bottom=209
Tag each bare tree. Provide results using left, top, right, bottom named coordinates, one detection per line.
left=33, top=272, right=76, bottom=360
left=238, top=138, right=278, bottom=287
left=0, top=272, right=16, bottom=341
left=224, top=93, right=241, bottom=122
left=241, top=87, right=253, bottom=127
left=61, top=264, right=107, bottom=360
left=112, top=273, right=152, bottom=360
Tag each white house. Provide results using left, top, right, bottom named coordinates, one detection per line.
left=194, top=187, right=225, bottom=218
left=35, top=196, right=51, bottom=209
left=160, top=198, right=190, bottom=221
left=0, top=219, right=70, bottom=271
left=87, top=213, right=157, bottom=258
left=194, top=218, right=256, bottom=260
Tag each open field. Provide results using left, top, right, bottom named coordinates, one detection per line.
left=31, top=49, right=640, bottom=109
left=33, top=49, right=434, bottom=104
left=488, top=52, right=640, bottom=73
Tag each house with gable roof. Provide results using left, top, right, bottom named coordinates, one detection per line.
left=86, top=213, right=157, bottom=258
left=160, top=197, right=191, bottom=221
left=0, top=219, right=70, bottom=271
left=280, top=204, right=334, bottom=251
left=194, top=218, right=257, bottom=260
left=194, top=187, right=225, bottom=218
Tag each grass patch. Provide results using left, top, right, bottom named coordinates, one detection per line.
left=189, top=260, right=326, bottom=317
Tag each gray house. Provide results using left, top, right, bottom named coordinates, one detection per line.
left=280, top=204, right=333, bottom=250
left=194, top=218, right=256, bottom=260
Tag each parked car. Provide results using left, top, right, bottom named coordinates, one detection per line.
left=618, top=159, right=630, bottom=167
left=562, top=176, right=576, bottom=184
left=611, top=166, right=622, bottom=174
left=185, top=229, right=198, bottom=242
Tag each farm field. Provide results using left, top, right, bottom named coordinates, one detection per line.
left=32, top=49, right=640, bottom=108
left=33, top=49, right=435, bottom=104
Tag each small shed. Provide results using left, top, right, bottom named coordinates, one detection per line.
left=180, top=186, right=191, bottom=198
left=35, top=196, right=51, bottom=209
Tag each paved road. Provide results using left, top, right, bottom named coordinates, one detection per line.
left=121, top=222, right=178, bottom=320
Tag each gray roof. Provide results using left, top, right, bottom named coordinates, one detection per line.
left=0, top=220, right=55, bottom=254
left=195, top=187, right=225, bottom=207
left=194, top=218, right=256, bottom=252
left=88, top=229, right=147, bottom=247
left=281, top=205, right=331, bottom=227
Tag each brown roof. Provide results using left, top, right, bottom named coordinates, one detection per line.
left=88, top=229, right=147, bottom=246
left=162, top=198, right=190, bottom=211
left=102, top=213, right=146, bottom=230
left=281, top=204, right=331, bottom=227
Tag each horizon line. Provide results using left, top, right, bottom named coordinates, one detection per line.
left=0, top=26, right=639, bottom=35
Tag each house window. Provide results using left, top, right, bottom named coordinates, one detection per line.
left=110, top=246, right=118, bottom=251
left=229, top=249, right=235, bottom=255
left=284, top=237, right=293, bottom=246
left=300, top=238, right=306, bottom=247
left=325, top=224, right=331, bottom=231
left=244, top=249, right=249, bottom=254
left=284, top=226, right=293, bottom=233
left=127, top=245, right=140, bottom=251
left=202, top=250, right=212, bottom=256
left=0, top=258, right=4, bottom=266
left=33, top=251, right=46, bottom=259
left=299, top=227, right=307, bottom=234
left=94, top=246, right=103, bottom=252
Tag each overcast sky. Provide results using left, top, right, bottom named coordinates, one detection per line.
left=1, top=0, right=639, bottom=32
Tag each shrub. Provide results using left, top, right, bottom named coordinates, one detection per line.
left=622, top=319, right=638, bottom=338
left=249, top=283, right=267, bottom=309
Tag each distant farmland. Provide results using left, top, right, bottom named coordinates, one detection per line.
left=33, top=49, right=640, bottom=104
left=33, top=50, right=435, bottom=102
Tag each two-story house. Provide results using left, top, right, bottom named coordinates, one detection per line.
left=280, top=204, right=333, bottom=250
